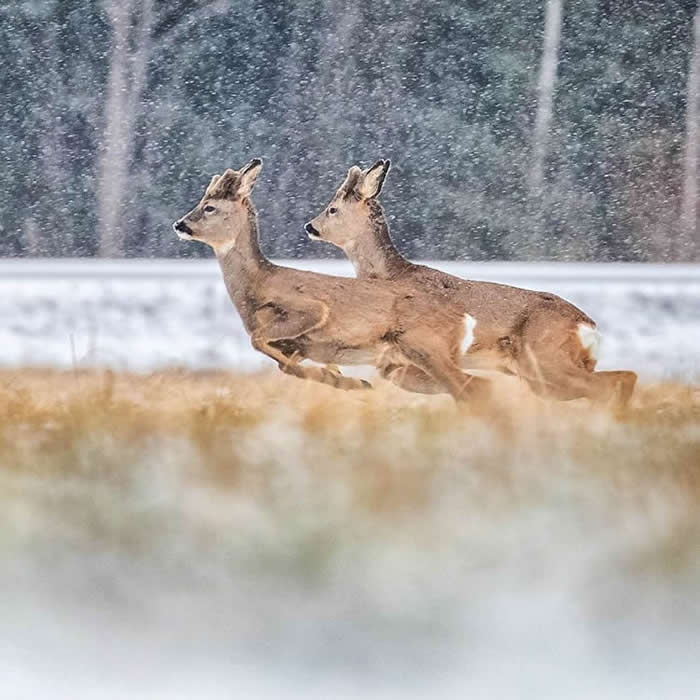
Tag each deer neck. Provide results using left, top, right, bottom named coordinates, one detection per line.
left=345, top=200, right=410, bottom=280
left=215, top=202, right=273, bottom=330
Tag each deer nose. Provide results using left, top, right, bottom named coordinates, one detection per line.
left=305, top=222, right=320, bottom=239
left=173, top=220, right=194, bottom=238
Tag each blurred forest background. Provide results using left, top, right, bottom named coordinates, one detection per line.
left=2, top=0, right=700, bottom=261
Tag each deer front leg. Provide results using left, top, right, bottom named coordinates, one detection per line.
left=395, top=333, right=491, bottom=403
left=251, top=305, right=371, bottom=392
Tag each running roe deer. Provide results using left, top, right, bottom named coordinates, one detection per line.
left=305, top=160, right=637, bottom=407
left=172, top=159, right=492, bottom=401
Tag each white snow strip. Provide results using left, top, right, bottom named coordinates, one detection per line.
left=0, top=260, right=697, bottom=379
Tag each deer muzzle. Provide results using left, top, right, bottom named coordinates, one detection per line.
left=173, top=220, right=194, bottom=240
left=305, top=222, right=321, bottom=239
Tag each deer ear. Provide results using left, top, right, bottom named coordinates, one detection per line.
left=205, top=174, right=221, bottom=197
left=339, top=166, right=363, bottom=198
left=237, top=158, right=263, bottom=198
left=211, top=168, right=239, bottom=199
left=356, top=159, right=390, bottom=199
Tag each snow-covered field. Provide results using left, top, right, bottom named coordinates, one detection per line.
left=1, top=258, right=699, bottom=379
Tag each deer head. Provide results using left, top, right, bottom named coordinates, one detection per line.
left=173, top=158, right=263, bottom=255
left=305, top=159, right=391, bottom=250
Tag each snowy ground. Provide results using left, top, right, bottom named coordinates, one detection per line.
left=1, top=258, right=698, bottom=380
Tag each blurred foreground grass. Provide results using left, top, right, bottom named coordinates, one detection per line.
left=1, top=368, right=700, bottom=695
left=1, top=368, right=699, bottom=562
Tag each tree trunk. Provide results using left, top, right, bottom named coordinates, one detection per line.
left=316, top=1, right=361, bottom=155
left=680, top=6, right=700, bottom=260
left=96, top=1, right=132, bottom=257
left=97, top=0, right=153, bottom=257
left=529, top=0, right=564, bottom=196
left=37, top=20, right=69, bottom=255
left=23, top=216, right=40, bottom=256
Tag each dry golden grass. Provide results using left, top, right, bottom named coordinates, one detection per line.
left=0, top=365, right=697, bottom=571
left=1, top=368, right=698, bottom=510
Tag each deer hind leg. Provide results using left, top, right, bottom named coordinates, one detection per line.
left=523, top=357, right=637, bottom=410
left=251, top=305, right=371, bottom=392
left=379, top=363, right=444, bottom=395
left=394, top=333, right=491, bottom=403
left=519, top=315, right=636, bottom=410
left=587, top=370, right=637, bottom=410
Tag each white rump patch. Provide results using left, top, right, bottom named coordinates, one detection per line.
left=577, top=323, right=601, bottom=362
left=460, top=314, right=477, bottom=355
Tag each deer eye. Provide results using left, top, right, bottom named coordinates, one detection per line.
left=203, top=205, right=216, bottom=213
left=328, top=207, right=338, bottom=215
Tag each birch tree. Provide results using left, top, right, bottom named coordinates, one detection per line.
left=529, top=0, right=564, bottom=196
left=680, top=5, right=700, bottom=259
left=97, top=0, right=148, bottom=257
left=96, top=0, right=224, bottom=257
left=315, top=0, right=362, bottom=158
